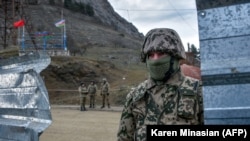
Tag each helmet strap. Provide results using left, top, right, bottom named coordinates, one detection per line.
left=162, top=56, right=180, bottom=82
left=161, top=56, right=174, bottom=81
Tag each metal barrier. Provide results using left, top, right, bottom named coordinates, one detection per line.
left=0, top=52, right=52, bottom=141
left=196, top=0, right=250, bottom=124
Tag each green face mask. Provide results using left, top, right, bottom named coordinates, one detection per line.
left=146, top=56, right=171, bottom=81
left=146, top=56, right=179, bottom=81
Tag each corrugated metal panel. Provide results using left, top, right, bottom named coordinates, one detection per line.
left=196, top=0, right=250, bottom=124
left=0, top=52, right=52, bottom=140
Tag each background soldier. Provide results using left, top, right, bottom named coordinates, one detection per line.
left=117, top=28, right=204, bottom=141
left=78, top=82, right=88, bottom=111
left=87, top=81, right=98, bottom=108
left=100, top=78, right=110, bottom=108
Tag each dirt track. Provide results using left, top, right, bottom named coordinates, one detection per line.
left=40, top=105, right=123, bottom=141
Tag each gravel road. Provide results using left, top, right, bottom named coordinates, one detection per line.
left=40, top=105, right=123, bottom=141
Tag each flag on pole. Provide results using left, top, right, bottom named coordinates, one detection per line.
left=14, top=19, right=25, bottom=28
left=55, top=19, right=65, bottom=28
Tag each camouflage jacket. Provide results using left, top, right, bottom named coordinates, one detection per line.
left=79, top=86, right=88, bottom=97
left=117, top=71, right=204, bottom=141
left=88, top=84, right=98, bottom=95
left=101, top=82, right=110, bottom=94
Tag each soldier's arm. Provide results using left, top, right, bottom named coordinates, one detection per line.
left=117, top=93, right=135, bottom=141
left=78, top=87, right=81, bottom=93
left=107, top=83, right=110, bottom=92
left=100, top=85, right=102, bottom=95
left=87, top=86, right=90, bottom=92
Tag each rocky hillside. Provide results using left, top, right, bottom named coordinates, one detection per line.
left=21, top=0, right=147, bottom=105
left=1, top=0, right=201, bottom=106
left=1, top=0, right=200, bottom=106
left=25, top=0, right=144, bottom=51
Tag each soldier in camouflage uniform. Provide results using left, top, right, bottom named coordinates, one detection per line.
left=117, top=28, right=204, bottom=141
left=100, top=78, right=110, bottom=108
left=88, top=81, right=98, bottom=108
left=78, top=82, right=88, bottom=111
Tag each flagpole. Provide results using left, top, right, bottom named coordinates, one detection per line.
left=18, top=27, right=20, bottom=46
left=61, top=6, right=64, bottom=51
left=64, top=22, right=67, bottom=51
left=22, top=26, right=25, bottom=50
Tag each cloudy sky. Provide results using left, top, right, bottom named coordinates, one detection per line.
left=107, top=0, right=200, bottom=51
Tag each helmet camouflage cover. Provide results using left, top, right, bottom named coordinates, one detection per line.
left=141, top=28, right=186, bottom=62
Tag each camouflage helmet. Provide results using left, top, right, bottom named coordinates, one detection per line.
left=141, top=28, right=186, bottom=62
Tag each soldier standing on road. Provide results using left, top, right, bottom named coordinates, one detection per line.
left=78, top=82, right=88, bottom=111
left=117, top=28, right=204, bottom=141
left=100, top=78, right=110, bottom=108
left=88, top=81, right=98, bottom=108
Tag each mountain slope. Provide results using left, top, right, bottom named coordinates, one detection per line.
left=25, top=0, right=144, bottom=51
left=23, top=0, right=147, bottom=105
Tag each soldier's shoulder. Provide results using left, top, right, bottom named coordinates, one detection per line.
left=126, top=80, right=148, bottom=102
left=181, top=76, right=201, bottom=92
